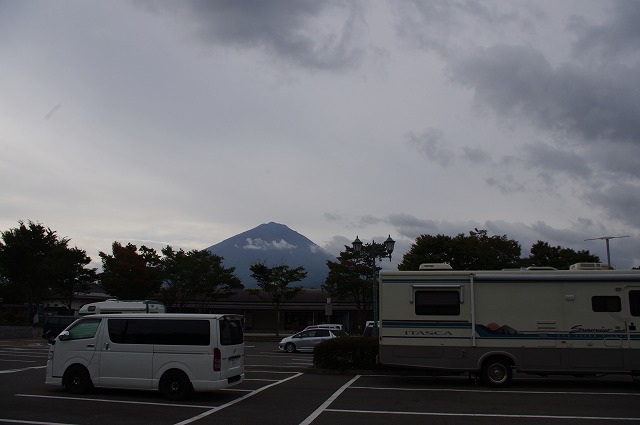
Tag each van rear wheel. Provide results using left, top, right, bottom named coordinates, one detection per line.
left=481, top=357, right=513, bottom=387
left=159, top=370, right=193, bottom=401
left=63, top=365, right=92, bottom=394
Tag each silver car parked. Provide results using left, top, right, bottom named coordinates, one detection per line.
left=278, top=328, right=338, bottom=353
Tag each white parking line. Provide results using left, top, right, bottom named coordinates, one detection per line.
left=173, top=372, right=303, bottom=425
left=16, top=394, right=214, bottom=409
left=299, top=375, right=361, bottom=425
left=0, top=418, right=78, bottom=425
left=0, top=366, right=46, bottom=374
left=324, top=408, right=640, bottom=421
left=350, top=385, right=640, bottom=397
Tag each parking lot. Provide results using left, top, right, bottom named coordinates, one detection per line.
left=1, top=339, right=639, bottom=424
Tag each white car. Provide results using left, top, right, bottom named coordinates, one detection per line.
left=278, top=328, right=338, bottom=353
left=303, top=324, right=343, bottom=332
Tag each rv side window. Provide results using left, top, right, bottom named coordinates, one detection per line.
left=415, top=291, right=460, bottom=315
left=592, top=296, right=621, bottom=312
left=630, top=291, right=640, bottom=317
left=155, top=319, right=210, bottom=346
left=67, top=319, right=101, bottom=340
left=220, top=317, right=244, bottom=346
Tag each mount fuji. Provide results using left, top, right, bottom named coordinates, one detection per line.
left=205, top=222, right=336, bottom=288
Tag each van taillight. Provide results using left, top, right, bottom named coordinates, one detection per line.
left=214, top=348, right=221, bottom=371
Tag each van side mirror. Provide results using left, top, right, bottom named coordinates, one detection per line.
left=58, top=330, right=70, bottom=341
left=42, top=329, right=56, bottom=344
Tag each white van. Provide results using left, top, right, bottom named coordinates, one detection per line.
left=45, top=313, right=244, bottom=400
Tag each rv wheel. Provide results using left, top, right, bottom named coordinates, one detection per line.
left=63, top=365, right=93, bottom=394
left=481, top=357, right=513, bottom=387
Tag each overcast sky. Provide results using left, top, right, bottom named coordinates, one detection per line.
left=2, top=0, right=639, bottom=270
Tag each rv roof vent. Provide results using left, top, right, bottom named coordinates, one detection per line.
left=524, top=266, right=557, bottom=271
left=419, top=263, right=453, bottom=271
left=569, top=263, right=613, bottom=270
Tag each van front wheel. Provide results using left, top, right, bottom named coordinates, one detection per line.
left=63, top=365, right=92, bottom=394
left=159, top=370, right=193, bottom=401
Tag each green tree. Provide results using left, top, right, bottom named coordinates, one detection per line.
left=160, top=246, right=243, bottom=312
left=522, top=241, right=600, bottom=269
left=0, top=220, right=96, bottom=322
left=323, top=243, right=385, bottom=331
left=99, top=242, right=163, bottom=299
left=248, top=263, right=306, bottom=336
left=399, top=229, right=522, bottom=271
left=46, top=244, right=96, bottom=311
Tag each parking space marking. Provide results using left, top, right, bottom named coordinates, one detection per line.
left=299, top=375, right=361, bottom=425
left=350, top=385, right=640, bottom=397
left=174, top=372, right=303, bottom=425
left=0, top=366, right=46, bottom=374
left=16, top=394, right=214, bottom=409
left=323, top=408, right=640, bottom=422
left=0, top=418, right=78, bottom=425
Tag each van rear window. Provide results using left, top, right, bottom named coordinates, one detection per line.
left=220, top=317, right=243, bottom=345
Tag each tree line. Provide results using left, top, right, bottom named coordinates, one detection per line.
left=0, top=221, right=607, bottom=326
left=0, top=221, right=306, bottom=325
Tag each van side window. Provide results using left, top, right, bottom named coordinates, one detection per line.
left=630, top=291, right=640, bottom=317
left=108, top=319, right=155, bottom=344
left=155, top=319, right=210, bottom=346
left=220, top=317, right=244, bottom=346
left=592, top=296, right=621, bottom=312
left=415, top=291, right=460, bottom=315
left=67, top=319, right=101, bottom=340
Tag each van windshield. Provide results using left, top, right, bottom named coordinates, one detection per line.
left=220, top=317, right=243, bottom=345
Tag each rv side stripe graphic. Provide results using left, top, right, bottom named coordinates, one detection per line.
left=382, top=320, right=639, bottom=341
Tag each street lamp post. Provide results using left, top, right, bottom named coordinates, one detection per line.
left=352, top=235, right=395, bottom=336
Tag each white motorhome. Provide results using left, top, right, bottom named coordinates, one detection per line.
left=45, top=313, right=244, bottom=400
left=378, top=265, right=640, bottom=386
left=78, top=299, right=165, bottom=315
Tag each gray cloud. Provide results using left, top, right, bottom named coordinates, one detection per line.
left=570, top=2, right=640, bottom=65
left=522, top=143, right=592, bottom=180
left=393, top=1, right=640, bottom=232
left=406, top=129, right=455, bottom=167
left=141, top=0, right=369, bottom=71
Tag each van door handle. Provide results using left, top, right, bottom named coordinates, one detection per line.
left=87, top=344, right=95, bottom=348
left=104, top=342, right=109, bottom=350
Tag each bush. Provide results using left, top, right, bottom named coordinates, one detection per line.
left=313, top=336, right=379, bottom=370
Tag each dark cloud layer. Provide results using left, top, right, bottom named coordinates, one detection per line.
left=393, top=1, right=640, bottom=234
left=141, top=0, right=368, bottom=70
